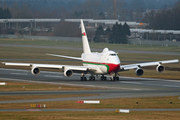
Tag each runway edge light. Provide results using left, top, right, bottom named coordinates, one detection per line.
left=0, top=82, right=6, bottom=85
left=116, top=109, right=130, bottom=113
left=77, top=100, right=100, bottom=104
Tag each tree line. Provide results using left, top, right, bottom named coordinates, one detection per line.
left=93, top=22, right=131, bottom=44
left=0, top=0, right=177, bottom=21
left=143, top=0, right=180, bottom=30
left=0, top=7, right=11, bottom=19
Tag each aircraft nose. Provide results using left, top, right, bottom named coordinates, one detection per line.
left=108, top=64, right=120, bottom=73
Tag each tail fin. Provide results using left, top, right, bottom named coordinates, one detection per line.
left=80, top=19, right=91, bottom=54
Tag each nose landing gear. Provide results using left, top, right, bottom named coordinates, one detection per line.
left=110, top=73, right=119, bottom=81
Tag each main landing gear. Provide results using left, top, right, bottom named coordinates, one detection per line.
left=110, top=77, right=119, bottom=81
left=100, top=75, right=107, bottom=81
left=80, top=73, right=119, bottom=81
left=81, top=74, right=95, bottom=81
left=80, top=76, right=87, bottom=81
left=89, top=76, right=95, bottom=81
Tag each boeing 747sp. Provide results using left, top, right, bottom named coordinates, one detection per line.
left=2, top=19, right=179, bottom=81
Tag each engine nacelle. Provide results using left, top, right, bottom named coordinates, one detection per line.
left=156, top=65, right=165, bottom=73
left=64, top=69, right=73, bottom=77
left=135, top=68, right=144, bottom=76
left=31, top=67, right=40, bottom=75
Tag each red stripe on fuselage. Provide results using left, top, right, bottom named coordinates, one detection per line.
left=83, top=61, right=120, bottom=73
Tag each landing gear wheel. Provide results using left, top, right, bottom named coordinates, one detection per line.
left=101, top=77, right=106, bottom=81
left=89, top=76, right=95, bottom=81
left=81, top=77, right=86, bottom=81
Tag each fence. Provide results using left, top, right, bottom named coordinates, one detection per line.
left=128, top=39, right=180, bottom=47
left=0, top=34, right=81, bottom=42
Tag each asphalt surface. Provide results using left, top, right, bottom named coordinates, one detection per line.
left=0, top=68, right=180, bottom=105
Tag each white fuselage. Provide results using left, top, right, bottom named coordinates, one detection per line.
left=81, top=48, right=121, bottom=74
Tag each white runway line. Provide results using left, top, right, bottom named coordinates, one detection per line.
left=121, top=81, right=142, bottom=85
left=163, top=85, right=180, bottom=88
left=120, top=76, right=180, bottom=83
left=44, top=75, right=63, bottom=78
left=10, top=73, right=28, bottom=75
left=0, top=68, right=29, bottom=72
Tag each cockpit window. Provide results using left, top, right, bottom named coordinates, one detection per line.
left=109, top=54, right=117, bottom=56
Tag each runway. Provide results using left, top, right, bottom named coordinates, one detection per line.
left=0, top=68, right=180, bottom=104
left=0, top=68, right=180, bottom=112
left=0, top=68, right=180, bottom=91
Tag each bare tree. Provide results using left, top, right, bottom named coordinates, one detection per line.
left=83, top=0, right=101, bottom=19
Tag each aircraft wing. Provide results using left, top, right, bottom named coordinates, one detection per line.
left=2, top=62, right=97, bottom=71
left=120, top=59, right=179, bottom=70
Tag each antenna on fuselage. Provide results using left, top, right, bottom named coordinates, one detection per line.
left=80, top=19, right=91, bottom=54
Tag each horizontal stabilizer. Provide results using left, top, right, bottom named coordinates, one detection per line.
left=46, top=53, right=82, bottom=60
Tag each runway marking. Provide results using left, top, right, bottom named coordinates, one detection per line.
left=0, top=77, right=141, bottom=91
left=163, top=85, right=180, bottom=88
left=0, top=68, right=29, bottom=72
left=10, top=73, right=28, bottom=75
left=120, top=76, right=180, bottom=83
left=121, top=81, right=142, bottom=85
left=41, top=71, right=62, bottom=75
left=44, top=75, right=63, bottom=78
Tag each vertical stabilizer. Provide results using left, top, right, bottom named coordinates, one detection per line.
left=81, top=19, right=91, bottom=54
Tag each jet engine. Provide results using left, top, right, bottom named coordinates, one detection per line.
left=31, top=67, right=40, bottom=75
left=64, top=69, right=73, bottom=77
left=156, top=65, right=165, bottom=73
left=135, top=68, right=144, bottom=76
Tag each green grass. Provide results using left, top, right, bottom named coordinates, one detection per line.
left=0, top=80, right=95, bottom=91
left=0, top=111, right=180, bottom=120
left=1, top=38, right=180, bottom=52
left=0, top=96, right=179, bottom=109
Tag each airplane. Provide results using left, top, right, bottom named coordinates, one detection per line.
left=2, top=19, right=179, bottom=81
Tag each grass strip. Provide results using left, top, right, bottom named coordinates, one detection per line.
left=0, top=80, right=96, bottom=91
left=1, top=38, right=180, bottom=52
left=0, top=111, right=180, bottom=120
left=0, top=96, right=179, bottom=109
